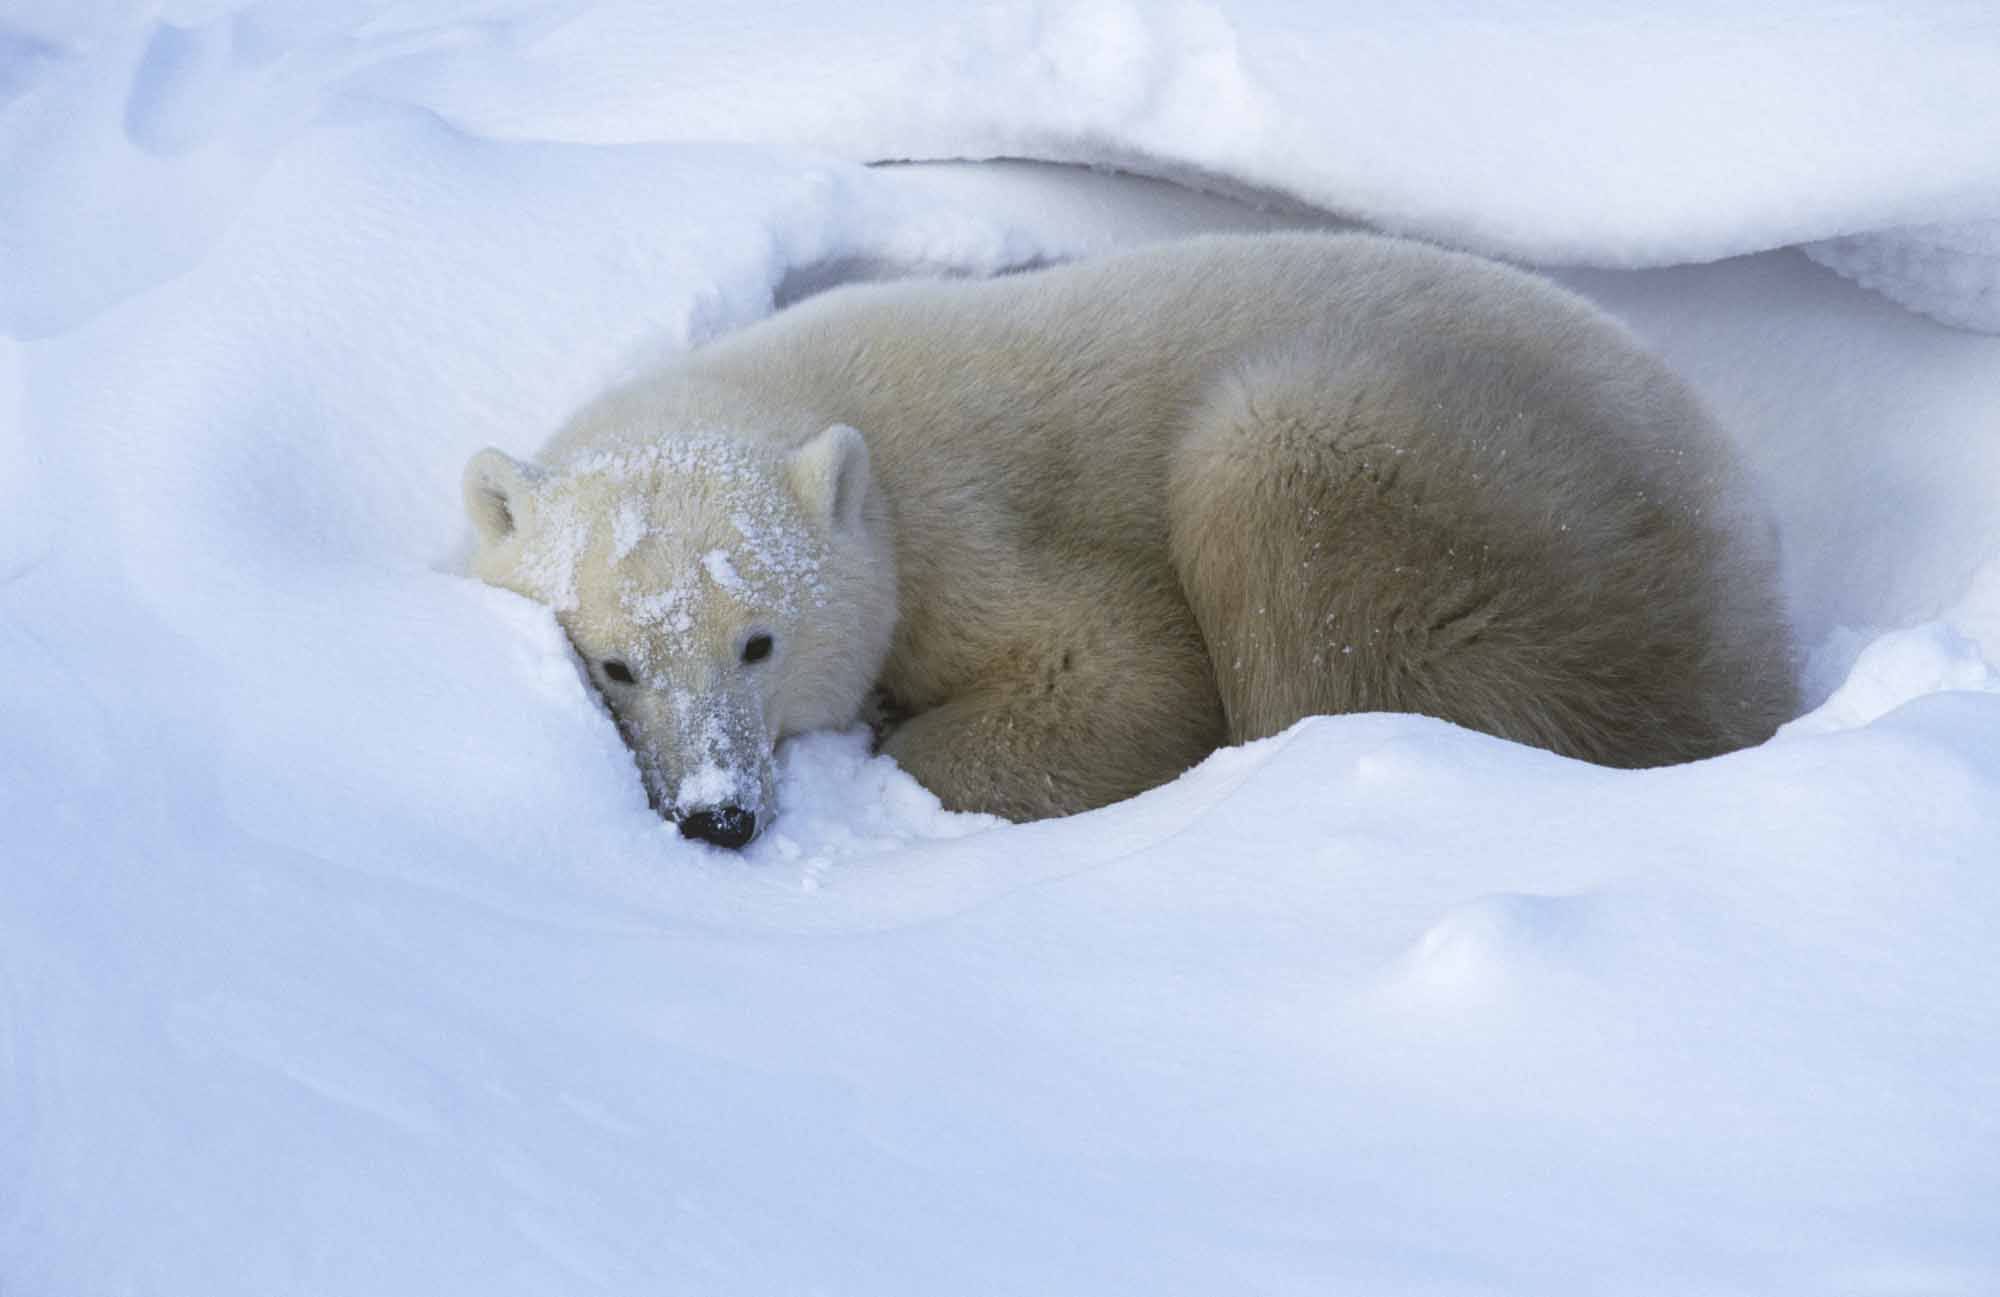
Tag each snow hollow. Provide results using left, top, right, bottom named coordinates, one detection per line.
left=4, top=3, right=1999, bottom=1293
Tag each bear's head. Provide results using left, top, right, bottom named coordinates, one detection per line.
left=463, top=425, right=897, bottom=847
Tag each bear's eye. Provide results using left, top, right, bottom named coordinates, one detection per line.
left=741, top=634, right=774, bottom=665
left=602, top=660, right=635, bottom=684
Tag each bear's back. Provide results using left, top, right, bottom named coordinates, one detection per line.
left=677, top=234, right=1750, bottom=565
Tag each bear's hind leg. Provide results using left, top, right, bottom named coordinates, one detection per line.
left=1166, top=346, right=1754, bottom=765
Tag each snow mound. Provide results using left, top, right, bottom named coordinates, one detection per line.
left=1786, top=622, right=2000, bottom=738
left=1807, top=220, right=2000, bottom=333
left=9, top=2, right=2000, bottom=331
left=7, top=3, right=2000, bottom=1292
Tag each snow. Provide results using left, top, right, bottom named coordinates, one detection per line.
left=607, top=500, right=645, bottom=563
left=5, top=3, right=2000, bottom=1294
left=700, top=550, right=744, bottom=594
left=620, top=582, right=697, bottom=652
left=1806, top=220, right=2000, bottom=333
left=671, top=752, right=744, bottom=814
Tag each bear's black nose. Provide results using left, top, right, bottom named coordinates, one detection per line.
left=679, top=805, right=757, bottom=849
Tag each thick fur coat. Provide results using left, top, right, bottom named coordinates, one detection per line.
left=466, top=232, right=1796, bottom=842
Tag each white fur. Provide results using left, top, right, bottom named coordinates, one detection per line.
left=466, top=233, right=1794, bottom=839
left=465, top=429, right=895, bottom=828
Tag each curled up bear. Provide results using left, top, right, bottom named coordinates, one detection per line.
left=464, top=233, right=1797, bottom=847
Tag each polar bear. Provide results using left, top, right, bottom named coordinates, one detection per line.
left=464, top=232, right=1796, bottom=847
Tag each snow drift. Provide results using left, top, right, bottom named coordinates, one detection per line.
left=5, top=3, right=1999, bottom=1293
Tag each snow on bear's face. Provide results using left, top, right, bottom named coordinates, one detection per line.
left=463, top=426, right=897, bottom=848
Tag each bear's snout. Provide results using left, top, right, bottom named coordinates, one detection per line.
left=614, top=685, right=777, bottom=843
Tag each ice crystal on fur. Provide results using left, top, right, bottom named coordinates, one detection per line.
left=516, top=488, right=587, bottom=612
left=702, top=549, right=745, bottom=593
left=610, top=500, right=648, bottom=562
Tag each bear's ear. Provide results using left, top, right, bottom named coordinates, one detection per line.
left=463, top=448, right=544, bottom=547
left=787, top=424, right=871, bottom=535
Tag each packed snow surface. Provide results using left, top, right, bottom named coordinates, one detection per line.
left=7, top=0, right=2000, bottom=334
left=5, top=3, right=2000, bottom=1294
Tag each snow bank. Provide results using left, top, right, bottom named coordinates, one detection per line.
left=1807, top=220, right=2000, bottom=333
left=349, top=3, right=2000, bottom=265
left=8, top=0, right=1999, bottom=331
left=6, top=3, right=2000, bottom=1293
